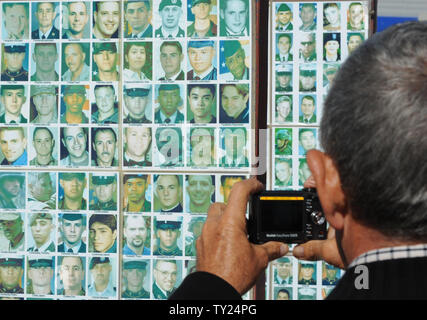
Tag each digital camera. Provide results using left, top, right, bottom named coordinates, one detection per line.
left=248, top=188, right=327, bottom=244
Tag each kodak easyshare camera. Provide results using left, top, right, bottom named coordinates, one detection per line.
left=248, top=188, right=327, bottom=244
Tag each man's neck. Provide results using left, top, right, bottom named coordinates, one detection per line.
left=36, top=154, right=53, bottom=165
left=64, top=286, right=82, bottom=296
left=128, top=243, right=144, bottom=255
left=194, top=18, right=210, bottom=31
left=11, top=233, right=24, bottom=248
left=71, top=64, right=84, bottom=81
left=32, top=284, right=51, bottom=295
left=98, top=109, right=115, bottom=122
left=68, top=29, right=84, bottom=40
left=70, top=152, right=88, bottom=165
left=64, top=197, right=83, bottom=210
left=96, top=158, right=113, bottom=167
left=194, top=114, right=212, bottom=123
left=128, top=199, right=146, bottom=212
left=165, top=69, right=181, bottom=80
left=34, top=70, right=56, bottom=81
left=98, top=69, right=118, bottom=81
left=95, top=282, right=108, bottom=293
left=190, top=201, right=210, bottom=213
left=162, top=25, right=179, bottom=35
left=39, top=25, right=52, bottom=34
left=37, top=112, right=55, bottom=123
left=5, top=113, right=20, bottom=122
left=126, top=151, right=145, bottom=162
left=132, top=23, right=148, bottom=36
left=93, top=26, right=110, bottom=39
left=65, top=111, right=84, bottom=124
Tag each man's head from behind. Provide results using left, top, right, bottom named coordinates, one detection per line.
left=315, top=22, right=427, bottom=247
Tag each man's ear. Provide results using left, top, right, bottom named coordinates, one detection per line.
left=306, top=149, right=347, bottom=231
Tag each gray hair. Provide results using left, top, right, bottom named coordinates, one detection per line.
left=321, top=21, right=427, bottom=241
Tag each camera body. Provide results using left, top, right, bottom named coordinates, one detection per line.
left=248, top=188, right=327, bottom=244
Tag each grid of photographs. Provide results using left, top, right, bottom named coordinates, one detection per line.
left=267, top=1, right=370, bottom=300
left=0, top=0, right=253, bottom=300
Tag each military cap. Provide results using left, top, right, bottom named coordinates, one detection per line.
left=301, top=262, right=315, bottom=269
left=276, top=257, right=291, bottom=263
left=28, top=258, right=53, bottom=268
left=0, top=173, right=25, bottom=184
left=59, top=172, right=86, bottom=181
left=188, top=40, right=215, bottom=49
left=92, top=174, right=116, bottom=185
left=90, top=257, right=110, bottom=269
left=31, top=85, right=56, bottom=97
left=4, top=44, right=26, bottom=53
left=192, top=0, right=210, bottom=7
left=1, top=85, right=25, bottom=95
left=0, top=212, right=21, bottom=221
left=300, top=65, right=316, bottom=77
left=324, top=33, right=340, bottom=44
left=60, top=213, right=84, bottom=221
left=275, top=129, right=291, bottom=141
left=222, top=40, right=243, bottom=58
left=93, top=42, right=117, bottom=54
left=64, top=85, right=86, bottom=96
left=325, top=264, right=336, bottom=270
left=123, top=260, right=147, bottom=270
left=123, top=174, right=148, bottom=183
left=276, top=64, right=292, bottom=75
left=299, top=287, right=316, bottom=296
left=189, top=217, right=205, bottom=229
left=324, top=64, right=339, bottom=75
left=277, top=3, right=291, bottom=12
left=159, top=0, right=182, bottom=11
left=124, top=84, right=150, bottom=97
left=156, top=216, right=182, bottom=230
left=30, top=212, right=53, bottom=226
left=0, top=258, right=23, bottom=267
left=158, top=84, right=180, bottom=92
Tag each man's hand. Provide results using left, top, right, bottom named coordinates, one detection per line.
left=196, top=178, right=289, bottom=294
left=292, top=175, right=345, bottom=269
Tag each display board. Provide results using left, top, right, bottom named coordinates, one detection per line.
left=266, top=0, right=372, bottom=300
left=0, top=0, right=253, bottom=299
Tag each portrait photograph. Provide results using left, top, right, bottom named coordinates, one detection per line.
left=57, top=256, right=86, bottom=296
left=122, top=258, right=151, bottom=299
left=275, top=33, right=293, bottom=63
left=219, top=126, right=249, bottom=168
left=152, top=258, right=182, bottom=300
left=123, top=214, right=152, bottom=255
left=153, top=215, right=183, bottom=256
left=187, top=83, right=217, bottom=124
left=274, top=95, right=293, bottom=124
left=62, top=2, right=91, bottom=40
left=91, top=127, right=119, bottom=167
left=28, top=127, right=58, bottom=167
left=30, top=172, right=56, bottom=212
left=88, top=213, right=118, bottom=253
left=0, top=126, right=28, bottom=166
left=26, top=212, right=56, bottom=253
left=123, top=174, right=152, bottom=213
left=123, top=126, right=153, bottom=167
left=185, top=175, right=215, bottom=214
left=275, top=3, right=293, bottom=32
left=124, top=0, right=153, bottom=39
left=89, top=173, right=118, bottom=211
left=60, top=126, right=90, bottom=167
left=29, top=85, right=58, bottom=125
left=153, top=0, right=186, bottom=38
left=123, top=41, right=153, bottom=81
left=187, top=0, right=218, bottom=38
left=0, top=174, right=26, bottom=209
left=298, top=128, right=317, bottom=156
left=61, top=42, right=91, bottom=82
left=153, top=174, right=183, bottom=213
left=57, top=212, right=88, bottom=253
left=123, top=84, right=153, bottom=124
left=2, top=3, right=30, bottom=40
left=0, top=84, right=29, bottom=124
left=1, top=44, right=29, bottom=82
left=219, top=40, right=250, bottom=81
left=219, top=0, right=250, bottom=36
left=87, top=256, right=118, bottom=298
left=31, top=2, right=60, bottom=40
left=30, top=42, right=60, bottom=82
left=188, top=127, right=216, bottom=167
left=184, top=216, right=206, bottom=256
left=154, top=126, right=183, bottom=167
left=26, top=255, right=56, bottom=296
left=58, top=172, right=88, bottom=210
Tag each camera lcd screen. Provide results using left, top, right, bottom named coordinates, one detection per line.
left=259, top=197, right=303, bottom=232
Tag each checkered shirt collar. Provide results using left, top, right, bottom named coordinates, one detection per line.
left=348, top=244, right=427, bottom=269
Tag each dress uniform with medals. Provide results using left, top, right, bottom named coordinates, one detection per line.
left=1, top=44, right=29, bottom=81
left=276, top=64, right=293, bottom=92
left=27, top=258, right=54, bottom=294
left=122, top=261, right=150, bottom=299
left=90, top=175, right=117, bottom=211
left=299, top=263, right=317, bottom=285
left=154, top=217, right=183, bottom=256
left=123, top=85, right=152, bottom=124
left=0, top=258, right=24, bottom=294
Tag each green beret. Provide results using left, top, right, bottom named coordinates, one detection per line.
left=158, top=84, right=180, bottom=92
left=59, top=172, right=86, bottom=181
left=277, top=3, right=291, bottom=12
left=93, top=42, right=117, bottom=54
left=222, top=40, right=243, bottom=58
left=64, top=85, right=86, bottom=96
left=123, top=260, right=147, bottom=270
left=159, top=0, right=182, bottom=11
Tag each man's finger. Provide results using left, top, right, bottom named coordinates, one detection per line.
left=206, top=202, right=226, bottom=223
left=293, top=240, right=325, bottom=261
left=256, top=242, right=289, bottom=266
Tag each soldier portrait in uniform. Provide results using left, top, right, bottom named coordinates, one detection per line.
left=298, top=3, right=316, bottom=32
left=219, top=84, right=249, bottom=124
left=58, top=172, right=88, bottom=210
left=30, top=85, right=58, bottom=124
left=154, top=174, right=183, bottom=213
left=347, top=2, right=365, bottom=31
left=299, top=128, right=317, bottom=156
left=187, top=40, right=217, bottom=80
left=123, top=85, right=152, bottom=124
left=61, top=42, right=91, bottom=81
left=30, top=43, right=60, bottom=81
left=185, top=216, right=205, bottom=256
left=29, top=127, right=58, bottom=167
left=188, top=127, right=215, bottom=167
left=62, top=2, right=90, bottom=40
left=88, top=213, right=118, bottom=253
left=187, top=0, right=217, bottom=38
left=298, top=158, right=311, bottom=186
left=275, top=288, right=292, bottom=300
left=57, top=213, right=87, bottom=253
left=0, top=126, right=28, bottom=166
left=219, top=175, right=245, bottom=203
left=187, top=83, right=216, bottom=124
left=322, top=263, right=341, bottom=286
left=154, top=84, right=184, bottom=124
left=275, top=64, right=293, bottom=92
left=220, top=40, right=250, bottom=81
left=27, top=257, right=55, bottom=295
left=154, top=127, right=183, bottom=167
left=153, top=216, right=183, bottom=256
left=152, top=259, right=180, bottom=299
left=219, top=0, right=249, bottom=36
left=0, top=173, right=26, bottom=210
left=0, top=84, right=28, bottom=124
left=60, top=85, right=89, bottom=124
left=0, top=213, right=25, bottom=252
left=89, top=174, right=118, bottom=211
left=298, top=262, right=317, bottom=285
left=122, top=260, right=151, bottom=299
left=275, top=158, right=292, bottom=188
left=275, top=3, right=293, bottom=31
left=323, top=63, right=339, bottom=93
left=273, top=257, right=293, bottom=285
left=0, top=257, right=24, bottom=294
left=324, top=33, right=341, bottom=62
left=219, top=127, right=249, bottom=168
left=299, top=64, right=316, bottom=92
left=158, top=41, right=185, bottom=80
left=299, top=33, right=316, bottom=62
left=275, top=128, right=292, bottom=156
left=123, top=126, right=152, bottom=167
left=275, top=33, right=293, bottom=62
left=347, top=32, right=364, bottom=55
left=124, top=0, right=153, bottom=38
left=91, top=84, right=119, bottom=124
left=2, top=3, right=30, bottom=40
left=1, top=44, right=29, bottom=81
left=123, top=174, right=151, bottom=213
left=92, top=42, right=119, bottom=82
left=123, top=42, right=152, bottom=81
left=91, top=127, right=118, bottom=167
left=31, top=2, right=60, bottom=40
left=299, top=95, right=316, bottom=124
left=185, top=175, right=214, bottom=213
left=92, top=1, right=120, bottom=39
left=27, top=212, right=55, bottom=253
left=323, top=3, right=341, bottom=31
left=27, top=172, right=56, bottom=210
left=123, top=215, right=151, bottom=255
left=88, top=257, right=117, bottom=298
left=275, top=95, right=292, bottom=123
left=155, top=0, right=185, bottom=38
left=60, top=126, right=90, bottom=167
left=58, top=256, right=85, bottom=296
